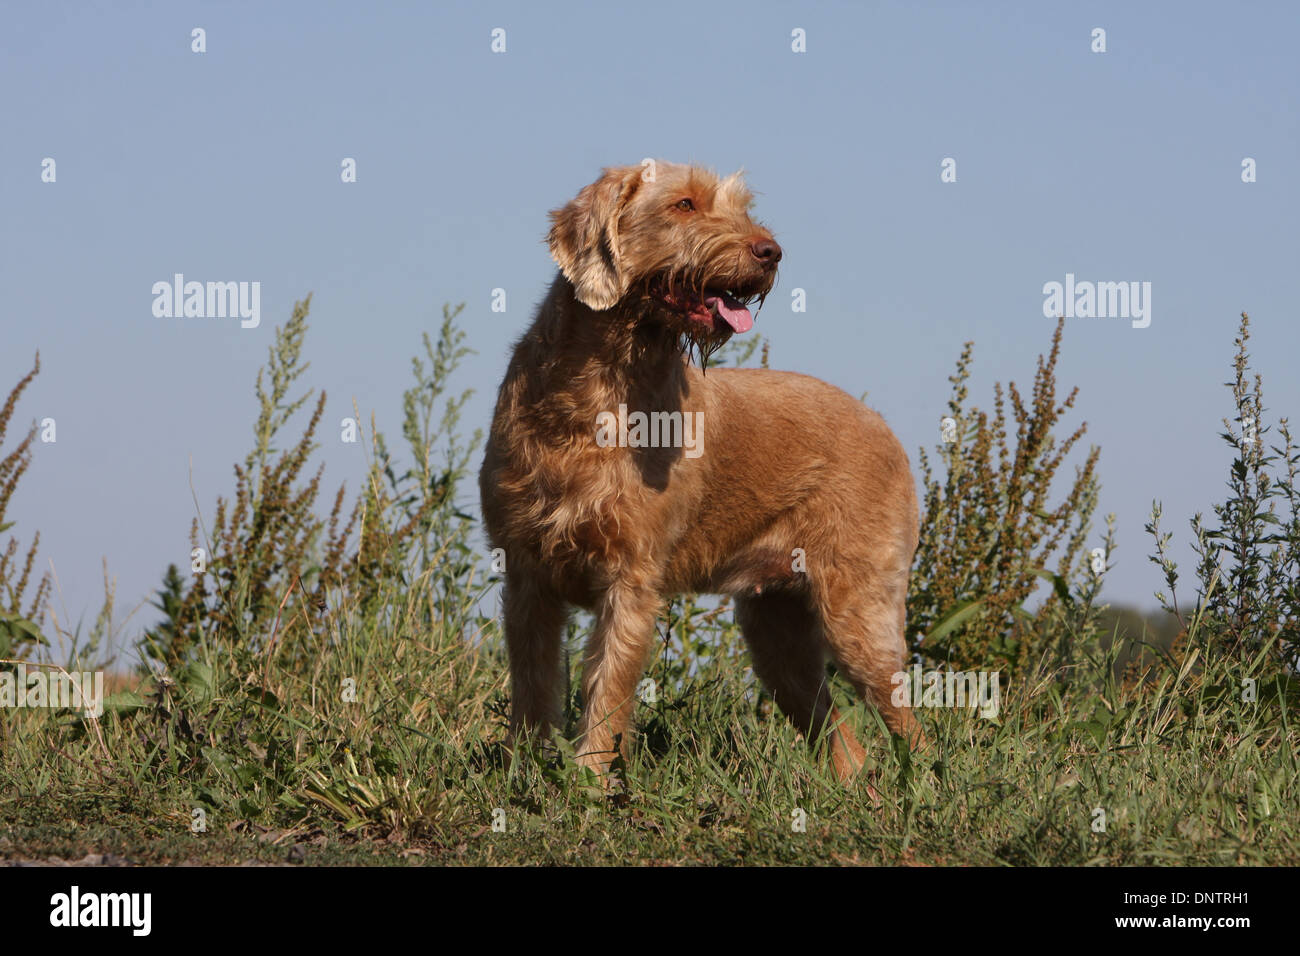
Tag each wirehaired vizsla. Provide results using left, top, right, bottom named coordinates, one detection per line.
left=480, top=161, right=920, bottom=783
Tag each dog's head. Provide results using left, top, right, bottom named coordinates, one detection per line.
left=547, top=161, right=781, bottom=339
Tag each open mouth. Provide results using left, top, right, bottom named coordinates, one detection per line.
left=655, top=282, right=767, bottom=334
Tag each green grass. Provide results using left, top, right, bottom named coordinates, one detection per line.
left=1, top=304, right=1297, bottom=866
left=1, top=598, right=1296, bottom=865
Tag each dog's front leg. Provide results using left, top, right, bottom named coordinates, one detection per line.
left=575, top=583, right=660, bottom=776
left=503, top=571, right=569, bottom=747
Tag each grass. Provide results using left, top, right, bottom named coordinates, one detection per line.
left=3, top=613, right=1295, bottom=865
left=0, top=304, right=1296, bottom=866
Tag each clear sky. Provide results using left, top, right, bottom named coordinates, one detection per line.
left=2, top=1, right=1297, bottom=657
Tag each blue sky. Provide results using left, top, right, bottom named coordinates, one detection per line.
left=2, top=1, right=1297, bottom=657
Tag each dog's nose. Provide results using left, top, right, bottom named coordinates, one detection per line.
left=750, top=238, right=782, bottom=265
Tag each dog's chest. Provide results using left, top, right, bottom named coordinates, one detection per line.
left=493, top=446, right=667, bottom=583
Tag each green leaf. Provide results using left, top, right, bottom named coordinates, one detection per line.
left=0, top=613, right=49, bottom=647
left=179, top=661, right=216, bottom=704
left=192, top=786, right=223, bottom=809
left=1034, top=568, right=1075, bottom=608
left=247, top=686, right=280, bottom=708
left=923, top=597, right=986, bottom=647
left=102, top=691, right=148, bottom=715
left=202, top=745, right=236, bottom=780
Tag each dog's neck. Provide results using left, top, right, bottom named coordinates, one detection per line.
left=508, top=276, right=692, bottom=431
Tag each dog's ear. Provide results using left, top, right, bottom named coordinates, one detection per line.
left=547, top=166, right=643, bottom=310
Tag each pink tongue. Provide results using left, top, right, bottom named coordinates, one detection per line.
left=706, top=293, right=753, bottom=333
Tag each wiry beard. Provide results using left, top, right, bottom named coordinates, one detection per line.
left=680, top=289, right=768, bottom=372
left=680, top=326, right=730, bottom=372
left=630, top=280, right=768, bottom=374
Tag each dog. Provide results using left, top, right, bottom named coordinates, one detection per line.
left=479, top=161, right=920, bottom=783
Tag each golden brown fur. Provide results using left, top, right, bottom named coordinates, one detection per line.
left=480, top=161, right=921, bottom=784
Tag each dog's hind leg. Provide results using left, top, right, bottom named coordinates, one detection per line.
left=736, top=591, right=868, bottom=783
left=503, top=571, right=569, bottom=745
left=812, top=565, right=923, bottom=747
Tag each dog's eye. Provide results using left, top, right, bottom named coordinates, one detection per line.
left=675, top=198, right=695, bottom=212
